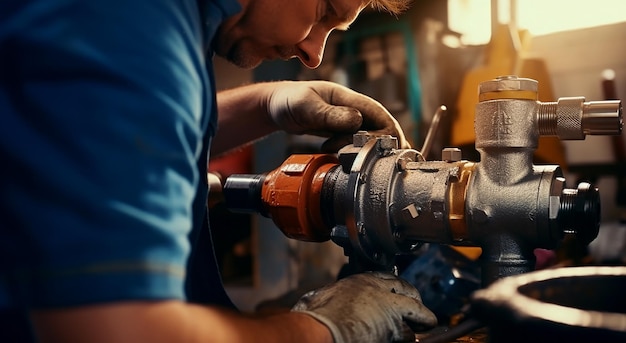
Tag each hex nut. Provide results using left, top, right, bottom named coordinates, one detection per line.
left=479, top=75, right=538, bottom=94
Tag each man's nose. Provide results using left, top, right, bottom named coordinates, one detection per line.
left=295, top=28, right=332, bottom=69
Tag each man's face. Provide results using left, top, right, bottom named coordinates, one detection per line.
left=214, top=0, right=368, bottom=69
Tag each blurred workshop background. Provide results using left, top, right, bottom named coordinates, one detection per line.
left=208, top=0, right=626, bottom=314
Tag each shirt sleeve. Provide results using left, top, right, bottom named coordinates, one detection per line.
left=0, top=0, right=210, bottom=308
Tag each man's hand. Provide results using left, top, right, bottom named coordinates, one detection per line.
left=267, top=80, right=410, bottom=152
left=292, top=272, right=437, bottom=343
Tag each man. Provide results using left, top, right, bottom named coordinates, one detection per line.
left=0, top=0, right=437, bottom=342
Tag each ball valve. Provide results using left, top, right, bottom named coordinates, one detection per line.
left=222, top=76, right=623, bottom=285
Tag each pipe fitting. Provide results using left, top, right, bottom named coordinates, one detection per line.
left=537, top=97, right=623, bottom=139
left=221, top=75, right=618, bottom=285
left=478, top=75, right=538, bottom=101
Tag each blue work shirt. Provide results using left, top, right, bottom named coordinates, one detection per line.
left=0, top=0, right=240, bottom=340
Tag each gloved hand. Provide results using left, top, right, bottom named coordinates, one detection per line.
left=292, top=271, right=437, bottom=343
left=267, top=80, right=410, bottom=152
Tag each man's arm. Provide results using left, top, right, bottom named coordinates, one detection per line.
left=211, top=81, right=409, bottom=157
left=211, top=83, right=278, bottom=157
left=31, top=301, right=332, bottom=343
left=32, top=272, right=436, bottom=343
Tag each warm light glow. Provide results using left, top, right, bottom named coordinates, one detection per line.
left=447, top=0, right=492, bottom=46
left=448, top=0, right=626, bottom=46
left=517, top=0, right=626, bottom=35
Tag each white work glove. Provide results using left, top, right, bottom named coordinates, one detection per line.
left=292, top=272, right=437, bottom=343
left=267, top=80, right=410, bottom=152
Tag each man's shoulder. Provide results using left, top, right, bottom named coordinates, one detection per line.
left=204, top=0, right=242, bottom=16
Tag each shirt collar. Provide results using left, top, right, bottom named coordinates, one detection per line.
left=199, top=0, right=242, bottom=51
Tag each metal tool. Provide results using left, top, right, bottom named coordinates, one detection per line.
left=221, top=76, right=623, bottom=285
left=420, top=105, right=446, bottom=160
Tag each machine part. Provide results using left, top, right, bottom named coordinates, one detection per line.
left=223, top=154, right=339, bottom=242
left=222, top=76, right=623, bottom=285
left=602, top=68, right=626, bottom=209
left=470, top=266, right=626, bottom=343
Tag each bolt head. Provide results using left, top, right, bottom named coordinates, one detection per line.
left=353, top=131, right=373, bottom=147
left=442, top=147, right=462, bottom=162
left=377, top=135, right=398, bottom=151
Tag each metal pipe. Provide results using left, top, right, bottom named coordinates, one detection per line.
left=221, top=76, right=622, bottom=285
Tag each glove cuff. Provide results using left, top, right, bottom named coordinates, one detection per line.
left=293, top=310, right=345, bottom=343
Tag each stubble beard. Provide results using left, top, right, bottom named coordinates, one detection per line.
left=226, top=42, right=263, bottom=69
left=224, top=41, right=296, bottom=69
